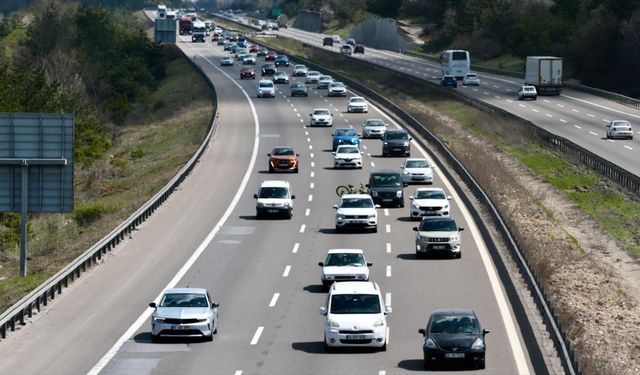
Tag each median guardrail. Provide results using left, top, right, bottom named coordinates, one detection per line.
left=0, top=45, right=219, bottom=340
left=242, top=34, right=580, bottom=374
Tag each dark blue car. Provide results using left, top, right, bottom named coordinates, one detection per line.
left=275, top=55, right=290, bottom=67
left=331, top=128, right=360, bottom=150
left=441, top=75, right=458, bottom=88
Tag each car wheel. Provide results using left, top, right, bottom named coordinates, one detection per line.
left=476, top=361, right=486, bottom=370
left=606, top=133, right=611, bottom=139
left=456, top=252, right=462, bottom=259
left=371, top=226, right=377, bottom=233
left=416, top=252, right=423, bottom=259
left=399, top=202, right=404, bottom=208
left=335, top=226, right=342, bottom=234
left=533, top=96, right=537, bottom=100
left=324, top=337, right=334, bottom=353
left=380, top=341, right=387, bottom=352
left=206, top=333, right=214, bottom=341
left=151, top=334, right=160, bottom=343
left=256, top=210, right=263, bottom=219
left=286, top=210, right=292, bottom=220
left=294, top=167, right=299, bottom=173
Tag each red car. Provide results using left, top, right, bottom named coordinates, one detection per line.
left=249, top=45, right=258, bottom=53
left=268, top=147, right=299, bottom=173
left=265, top=51, right=277, bottom=61
left=240, top=66, right=256, bottom=79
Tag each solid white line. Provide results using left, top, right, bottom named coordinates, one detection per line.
left=250, top=327, right=264, bottom=345
left=299, top=224, right=306, bottom=233
left=305, top=208, right=310, bottom=216
left=87, top=41, right=263, bottom=375
left=383, top=209, right=389, bottom=216
left=283, top=265, right=291, bottom=277
left=292, top=243, right=299, bottom=253
left=386, top=243, right=391, bottom=253
left=562, top=93, right=640, bottom=119
left=308, top=194, right=313, bottom=202
left=386, top=265, right=391, bottom=277
left=269, top=293, right=280, bottom=307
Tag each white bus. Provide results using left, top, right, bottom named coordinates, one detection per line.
left=441, top=50, right=470, bottom=80
left=157, top=4, right=167, bottom=18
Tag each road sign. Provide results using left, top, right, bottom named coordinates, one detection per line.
left=155, top=18, right=177, bottom=43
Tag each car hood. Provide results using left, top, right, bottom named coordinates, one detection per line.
left=312, top=115, right=331, bottom=120
left=329, top=313, right=384, bottom=328
left=431, top=333, right=478, bottom=349
left=417, top=230, right=456, bottom=237
left=364, top=125, right=386, bottom=131
left=257, top=198, right=288, bottom=205
left=335, top=152, right=361, bottom=159
left=323, top=266, right=368, bottom=276
left=370, top=186, right=401, bottom=193
left=155, top=307, right=211, bottom=319
left=412, top=198, right=447, bottom=207
left=349, top=101, right=367, bottom=107
left=334, top=135, right=358, bottom=141
left=337, top=207, right=375, bottom=216
left=385, top=139, right=408, bottom=145
left=405, top=168, right=432, bottom=175
left=330, top=86, right=346, bottom=91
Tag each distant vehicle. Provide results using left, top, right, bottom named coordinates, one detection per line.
left=257, top=79, right=275, bottom=98
left=275, top=55, right=290, bottom=67
left=382, top=128, right=411, bottom=156
left=220, top=56, right=234, bottom=66
left=323, top=37, right=334, bottom=46
left=149, top=288, right=218, bottom=341
left=267, top=147, right=299, bottom=173
left=525, top=56, right=563, bottom=95
left=340, top=44, right=352, bottom=55
left=216, top=38, right=226, bottom=45
left=290, top=82, right=308, bottom=97
left=413, top=216, right=464, bottom=258
left=333, top=195, right=379, bottom=233
left=156, top=4, right=167, bottom=18
left=409, top=187, right=451, bottom=220
left=179, top=17, right=192, bottom=35
left=347, top=96, right=368, bottom=113
left=265, top=51, right=277, bottom=61
left=166, top=10, right=176, bottom=20
left=346, top=38, right=356, bottom=46
left=277, top=14, right=289, bottom=28
left=401, top=158, right=433, bottom=184
left=317, top=75, right=334, bottom=89
left=441, top=75, right=458, bottom=88
left=354, top=44, right=365, bottom=54
left=441, top=50, right=470, bottom=80
left=204, top=21, right=213, bottom=34
left=240, top=66, right=255, bottom=79
left=328, top=82, right=347, bottom=97
left=332, top=34, right=341, bottom=44
left=309, top=108, right=333, bottom=127
left=257, top=48, right=268, bottom=57
left=293, top=64, right=308, bottom=76
left=606, top=120, right=633, bottom=140
left=331, top=128, right=360, bottom=150
left=462, top=72, right=480, bottom=86
left=242, top=56, right=256, bottom=65
left=261, top=63, right=277, bottom=76
left=254, top=180, right=295, bottom=219
left=318, top=249, right=372, bottom=290
left=333, top=144, right=363, bottom=169
left=248, top=45, right=258, bottom=53
left=517, top=85, right=537, bottom=100
left=361, top=118, right=388, bottom=139
left=306, top=71, right=322, bottom=83
left=367, top=170, right=405, bottom=207
left=273, top=71, right=290, bottom=84
left=191, top=21, right=206, bottom=42
left=419, top=309, right=489, bottom=369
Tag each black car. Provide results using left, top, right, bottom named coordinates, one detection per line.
left=323, top=37, right=333, bottom=46
left=290, top=83, right=308, bottom=97
left=367, top=170, right=406, bottom=207
left=261, top=63, right=277, bottom=76
left=382, top=128, right=411, bottom=156
left=354, top=44, right=365, bottom=54
left=419, top=309, right=489, bottom=370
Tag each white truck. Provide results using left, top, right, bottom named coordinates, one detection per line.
left=191, top=21, right=206, bottom=43
left=156, top=4, right=167, bottom=18
left=525, top=56, right=563, bottom=95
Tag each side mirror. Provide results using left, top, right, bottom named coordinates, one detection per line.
left=384, top=306, right=392, bottom=315
left=211, top=302, right=219, bottom=308
left=332, top=152, right=336, bottom=155
left=318, top=262, right=324, bottom=267
left=291, top=195, right=296, bottom=199
left=458, top=227, right=465, bottom=231
left=366, top=262, right=372, bottom=267
left=365, top=184, right=370, bottom=188
left=400, top=165, right=404, bottom=169
left=409, top=137, right=413, bottom=140
left=309, top=113, right=312, bottom=116
left=447, top=196, right=452, bottom=200
left=360, top=152, right=364, bottom=155
left=296, top=153, right=300, bottom=156
left=267, top=153, right=271, bottom=157
left=253, top=194, right=258, bottom=199
left=413, top=227, right=418, bottom=232
left=331, top=134, right=335, bottom=136
left=319, top=306, right=327, bottom=315
left=332, top=205, right=338, bottom=209
left=403, top=183, right=408, bottom=187
left=409, top=196, right=414, bottom=200
left=418, top=328, right=426, bottom=336
left=374, top=204, right=381, bottom=208
left=149, top=302, right=157, bottom=308
left=483, top=329, right=490, bottom=335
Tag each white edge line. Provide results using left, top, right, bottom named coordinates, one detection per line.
left=87, top=40, right=262, bottom=375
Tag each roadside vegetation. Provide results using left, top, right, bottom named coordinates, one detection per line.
left=0, top=1, right=212, bottom=311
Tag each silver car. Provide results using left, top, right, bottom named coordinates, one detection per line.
left=606, top=120, right=633, bottom=140
left=306, top=71, right=321, bottom=83
left=149, top=288, right=219, bottom=341
left=362, top=118, right=388, bottom=138
left=317, top=75, right=334, bottom=89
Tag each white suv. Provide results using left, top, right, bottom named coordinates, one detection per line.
left=320, top=281, right=391, bottom=351
left=309, top=108, right=333, bottom=127
left=257, top=79, right=275, bottom=98
left=334, top=194, right=378, bottom=233
left=254, top=180, right=295, bottom=219
left=318, top=249, right=372, bottom=290
left=517, top=85, right=537, bottom=100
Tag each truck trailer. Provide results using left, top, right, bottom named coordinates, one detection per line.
left=525, top=56, right=563, bottom=95
left=179, top=17, right=192, bottom=35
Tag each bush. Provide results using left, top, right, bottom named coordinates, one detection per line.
left=74, top=201, right=114, bottom=226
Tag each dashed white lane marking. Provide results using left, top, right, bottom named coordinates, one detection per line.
left=589, top=131, right=598, bottom=136
left=269, top=293, right=280, bottom=307
left=572, top=109, right=579, bottom=113
left=587, top=113, right=595, bottom=118
left=603, top=119, right=610, bottom=123
left=519, top=104, right=526, bottom=108
left=507, top=99, right=513, bottom=103
left=386, top=243, right=391, bottom=253
left=299, top=224, right=306, bottom=233
left=310, top=171, right=315, bottom=178
left=339, top=113, right=344, bottom=117
left=250, top=327, right=264, bottom=345
left=493, top=85, right=500, bottom=89
left=286, top=99, right=290, bottom=103
left=303, top=207, right=310, bottom=216
left=495, top=96, right=501, bottom=100
left=305, top=131, right=309, bottom=136
left=543, top=99, right=550, bottom=103
left=531, top=109, right=539, bottom=113
left=234, top=371, right=243, bottom=375
left=472, top=88, right=478, bottom=92
left=624, top=145, right=633, bottom=150
left=379, top=371, right=386, bottom=375
left=324, top=99, right=328, bottom=102
left=282, top=265, right=292, bottom=278
left=293, top=108, right=297, bottom=112
left=310, top=152, right=314, bottom=158
left=545, top=113, right=553, bottom=118
left=385, top=293, right=391, bottom=306
left=362, top=144, right=368, bottom=150
left=483, top=91, right=490, bottom=95
left=574, top=125, right=582, bottom=129
left=296, top=113, right=300, bottom=117
left=385, top=224, right=391, bottom=233
left=307, top=137, right=311, bottom=142
left=308, top=194, right=313, bottom=202
left=309, top=145, right=313, bottom=150
left=608, top=139, right=615, bottom=143
left=289, top=103, right=294, bottom=107
left=386, top=265, right=391, bottom=277
left=371, top=162, right=375, bottom=167
left=557, top=104, right=565, bottom=108
left=299, top=119, right=304, bottom=123
left=560, top=119, right=567, bottom=123
left=292, top=243, right=299, bottom=253
left=383, top=209, right=389, bottom=216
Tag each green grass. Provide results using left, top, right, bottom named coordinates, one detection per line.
left=478, top=55, right=524, bottom=72
left=0, top=57, right=213, bottom=312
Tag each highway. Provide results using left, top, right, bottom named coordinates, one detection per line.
left=0, top=17, right=548, bottom=375
left=218, top=14, right=640, bottom=178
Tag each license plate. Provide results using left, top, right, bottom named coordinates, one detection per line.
left=445, top=353, right=465, bottom=358
left=432, top=245, right=446, bottom=250
left=392, top=148, right=401, bottom=152
left=346, top=334, right=367, bottom=340
left=352, top=220, right=366, bottom=224
left=382, top=198, right=393, bottom=202
left=267, top=209, right=278, bottom=213
left=172, top=325, right=185, bottom=330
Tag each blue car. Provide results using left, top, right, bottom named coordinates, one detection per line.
left=331, top=128, right=360, bottom=150
left=275, top=55, right=290, bottom=67
left=441, top=75, right=458, bottom=88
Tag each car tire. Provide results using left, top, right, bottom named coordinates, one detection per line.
left=476, top=361, right=486, bottom=370
left=294, top=167, right=299, bottom=173
left=456, top=252, right=462, bottom=259
left=324, top=338, right=334, bottom=353
left=372, top=226, right=377, bottom=233
left=205, top=333, right=214, bottom=341
left=335, top=226, right=342, bottom=234
left=286, top=210, right=292, bottom=220
left=399, top=202, right=404, bottom=208
left=606, top=133, right=611, bottom=139
left=256, top=210, right=263, bottom=219
left=380, top=341, right=387, bottom=352
left=151, top=334, right=160, bottom=343
left=533, top=96, right=537, bottom=100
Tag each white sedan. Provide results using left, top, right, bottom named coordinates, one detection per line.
left=401, top=158, right=433, bottom=184
left=409, top=187, right=452, bottom=219
left=333, top=145, right=363, bottom=169
left=347, top=96, right=368, bottom=113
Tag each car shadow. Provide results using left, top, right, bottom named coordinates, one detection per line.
left=396, top=359, right=425, bottom=371
left=135, top=332, right=209, bottom=344
left=303, top=284, right=325, bottom=294
left=397, top=253, right=457, bottom=261
left=291, top=341, right=326, bottom=354
left=318, top=228, right=338, bottom=234
left=396, top=216, right=417, bottom=222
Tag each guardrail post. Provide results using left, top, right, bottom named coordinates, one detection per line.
left=1, top=323, right=5, bottom=338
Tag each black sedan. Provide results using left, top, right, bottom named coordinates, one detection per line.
left=290, top=83, right=308, bottom=97
left=261, top=63, right=277, bottom=76
left=419, top=309, right=489, bottom=370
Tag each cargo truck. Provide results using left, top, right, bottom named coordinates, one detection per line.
left=525, top=56, right=563, bottom=95
left=179, top=17, right=192, bottom=35
left=191, top=21, right=206, bottom=42
left=157, top=4, right=166, bottom=18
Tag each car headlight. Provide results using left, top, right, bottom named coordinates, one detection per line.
left=425, top=338, right=437, bottom=349
left=336, top=214, right=345, bottom=220
left=396, top=190, right=403, bottom=198
left=403, top=171, right=409, bottom=175
left=196, top=318, right=209, bottom=323
left=450, top=235, right=460, bottom=242
left=418, top=234, right=429, bottom=241
left=383, top=142, right=388, bottom=145
left=368, top=214, right=376, bottom=219
left=403, top=141, right=409, bottom=146
left=153, top=317, right=165, bottom=322
left=283, top=202, right=290, bottom=208
left=373, top=318, right=385, bottom=327
left=471, top=338, right=485, bottom=350
left=328, top=318, right=340, bottom=328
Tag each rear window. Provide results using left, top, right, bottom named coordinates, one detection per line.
left=452, top=51, right=467, bottom=60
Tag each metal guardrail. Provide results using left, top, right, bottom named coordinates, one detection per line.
left=244, top=36, right=580, bottom=374
left=0, top=46, right=219, bottom=340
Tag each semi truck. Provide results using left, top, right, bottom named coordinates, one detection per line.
left=525, top=56, right=563, bottom=95
left=179, top=17, right=192, bottom=35
left=277, top=14, right=288, bottom=29
left=191, top=21, right=206, bottom=42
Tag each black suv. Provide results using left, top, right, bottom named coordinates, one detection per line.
left=367, top=170, right=406, bottom=207
left=323, top=37, right=333, bottom=46
left=382, top=129, right=411, bottom=156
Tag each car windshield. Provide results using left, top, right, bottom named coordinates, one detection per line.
left=430, top=314, right=480, bottom=335
left=405, top=160, right=429, bottom=168
left=466, top=74, right=477, bottom=78
left=292, top=84, right=305, bottom=88
left=259, top=82, right=273, bottom=88
left=385, top=132, right=408, bottom=140
left=612, top=121, right=630, bottom=127
left=159, top=293, right=208, bottom=308
left=295, top=65, right=305, bottom=69
left=371, top=173, right=401, bottom=187
left=365, top=119, right=384, bottom=127
left=259, top=187, right=288, bottom=198
left=275, top=72, right=286, bottom=76
left=351, top=98, right=365, bottom=103
left=340, top=197, right=373, bottom=208
left=314, top=110, right=330, bottom=116
left=419, top=218, right=457, bottom=231
left=309, top=72, right=320, bottom=76
left=330, top=294, right=381, bottom=314
left=415, top=190, right=445, bottom=199
left=335, top=129, right=357, bottom=136
left=263, top=64, right=274, bottom=69
left=273, top=148, right=294, bottom=156
left=331, top=83, right=344, bottom=88
left=337, top=146, right=359, bottom=154
left=325, top=253, right=365, bottom=267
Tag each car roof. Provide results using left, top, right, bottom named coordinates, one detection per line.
left=331, top=281, right=379, bottom=294
left=260, top=180, right=290, bottom=188
left=340, top=193, right=372, bottom=200
left=385, top=128, right=407, bottom=133
left=164, top=287, right=207, bottom=295
left=415, top=187, right=445, bottom=193
left=259, top=79, right=273, bottom=83
left=371, top=169, right=401, bottom=175
left=431, top=308, right=476, bottom=316
left=350, top=96, right=365, bottom=100
left=327, top=248, right=364, bottom=254
left=405, top=158, right=427, bottom=162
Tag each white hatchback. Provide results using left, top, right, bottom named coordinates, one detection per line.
left=606, top=120, right=633, bottom=140
left=333, top=144, right=363, bottom=169
left=309, top=108, right=333, bottom=126
left=306, top=71, right=322, bottom=83
left=463, top=72, right=480, bottom=86
left=257, top=79, right=275, bottom=98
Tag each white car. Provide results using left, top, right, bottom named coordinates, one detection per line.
left=362, top=118, right=388, bottom=138
left=413, top=216, right=463, bottom=259
left=328, top=82, right=347, bottom=97
left=257, top=79, right=275, bottom=98
left=333, top=145, right=363, bottom=169
left=254, top=180, right=295, bottom=219
left=149, top=288, right=219, bottom=341
left=517, top=85, right=537, bottom=100
left=401, top=158, right=433, bottom=184
left=463, top=72, right=480, bottom=86
left=309, top=108, right=333, bottom=127
left=317, top=75, right=334, bottom=89
left=320, top=281, right=391, bottom=351
left=332, top=34, right=341, bottom=44
left=306, top=71, right=322, bottom=83
left=318, top=249, right=372, bottom=289
left=409, top=187, right=451, bottom=219
left=242, top=56, right=256, bottom=65
left=606, top=120, right=634, bottom=140
left=340, top=44, right=352, bottom=55
left=334, top=194, right=378, bottom=233
left=293, top=64, right=308, bottom=76
left=347, top=96, right=368, bottom=113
